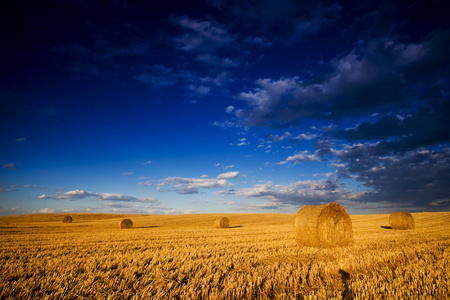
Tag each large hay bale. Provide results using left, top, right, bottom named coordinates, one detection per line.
left=293, top=202, right=353, bottom=247
left=120, top=218, right=133, bottom=229
left=215, top=217, right=229, bottom=228
left=62, top=216, right=73, bottom=223
left=389, top=212, right=415, bottom=230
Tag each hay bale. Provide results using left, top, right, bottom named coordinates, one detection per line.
left=120, top=218, right=133, bottom=229
left=389, top=212, right=415, bottom=230
left=62, top=216, right=73, bottom=223
left=293, top=202, right=353, bottom=247
left=215, top=217, right=229, bottom=228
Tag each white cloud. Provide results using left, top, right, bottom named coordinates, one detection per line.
left=217, top=171, right=239, bottom=179
left=278, top=150, right=321, bottom=164
left=35, top=208, right=55, bottom=214
left=225, top=105, right=235, bottom=113
left=236, top=179, right=362, bottom=206
left=158, top=171, right=239, bottom=194
left=237, top=138, right=249, bottom=146
left=38, top=190, right=158, bottom=203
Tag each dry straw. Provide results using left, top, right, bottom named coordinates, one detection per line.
left=293, top=202, right=353, bottom=247
left=120, top=219, right=133, bottom=229
left=62, top=216, right=73, bottom=223
left=389, top=212, right=415, bottom=230
left=215, top=217, right=229, bottom=228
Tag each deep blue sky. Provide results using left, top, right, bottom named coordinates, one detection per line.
left=1, top=0, right=449, bottom=215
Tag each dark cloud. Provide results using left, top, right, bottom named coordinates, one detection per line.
left=337, top=100, right=450, bottom=149
left=208, top=0, right=342, bottom=42
left=170, top=15, right=233, bottom=53
left=235, top=28, right=450, bottom=128
left=236, top=179, right=360, bottom=206
left=334, top=146, right=450, bottom=210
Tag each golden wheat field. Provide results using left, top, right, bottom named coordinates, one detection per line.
left=0, top=212, right=449, bottom=299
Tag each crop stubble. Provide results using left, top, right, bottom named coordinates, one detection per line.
left=0, top=212, right=449, bottom=299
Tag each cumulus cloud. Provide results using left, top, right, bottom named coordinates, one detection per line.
left=236, top=179, right=361, bottom=206
left=334, top=145, right=450, bottom=208
left=266, top=132, right=318, bottom=143
left=217, top=171, right=239, bottom=179
left=235, top=29, right=450, bottom=128
left=38, top=190, right=158, bottom=203
left=278, top=150, right=321, bottom=165
left=157, top=171, right=239, bottom=194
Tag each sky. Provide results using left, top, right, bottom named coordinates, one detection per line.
left=1, top=0, right=449, bottom=216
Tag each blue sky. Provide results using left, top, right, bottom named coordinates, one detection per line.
left=1, top=0, right=449, bottom=216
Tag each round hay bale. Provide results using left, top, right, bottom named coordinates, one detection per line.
left=389, top=212, right=415, bottom=230
left=293, top=202, right=353, bottom=248
left=215, top=217, right=229, bottom=228
left=120, top=218, right=133, bottom=229
left=62, top=216, right=73, bottom=223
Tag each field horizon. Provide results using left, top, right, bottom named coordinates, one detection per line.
left=1, top=211, right=449, bottom=299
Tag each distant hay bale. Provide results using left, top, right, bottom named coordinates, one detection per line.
left=389, top=212, right=415, bottom=230
left=120, top=219, right=133, bottom=229
left=293, top=202, right=353, bottom=248
left=215, top=217, right=229, bottom=228
left=62, top=216, right=73, bottom=223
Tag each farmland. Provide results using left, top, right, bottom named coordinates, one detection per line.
left=0, top=212, right=449, bottom=299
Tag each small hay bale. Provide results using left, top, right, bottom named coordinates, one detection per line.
left=215, top=217, right=229, bottom=228
left=120, top=218, right=133, bottom=229
left=62, top=216, right=73, bottom=223
left=293, top=202, right=353, bottom=248
left=389, top=212, right=415, bottom=230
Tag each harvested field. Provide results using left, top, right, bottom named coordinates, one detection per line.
left=0, top=212, right=449, bottom=299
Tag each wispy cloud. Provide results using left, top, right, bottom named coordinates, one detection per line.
left=170, top=16, right=233, bottom=53
left=2, top=163, right=18, bottom=170
left=38, top=190, right=158, bottom=203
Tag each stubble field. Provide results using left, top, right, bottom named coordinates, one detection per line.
left=0, top=212, right=449, bottom=299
